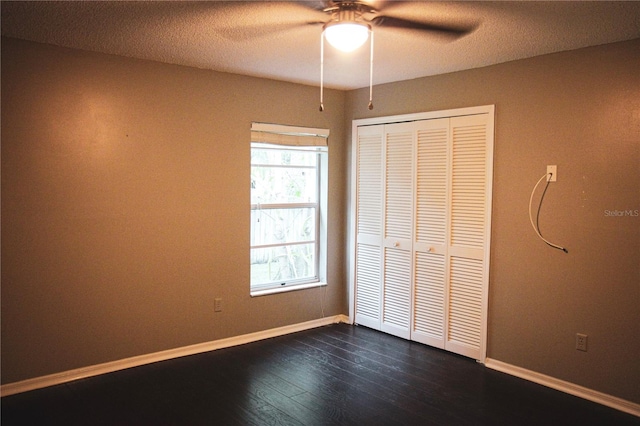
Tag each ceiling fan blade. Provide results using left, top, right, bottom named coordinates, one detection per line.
left=211, top=1, right=326, bottom=41
left=220, top=20, right=323, bottom=41
left=370, top=15, right=477, bottom=39
left=296, top=1, right=332, bottom=11
left=372, top=1, right=411, bottom=13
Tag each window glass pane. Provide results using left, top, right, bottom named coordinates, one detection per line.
left=250, top=243, right=316, bottom=285
left=251, top=208, right=316, bottom=246
left=251, top=148, right=317, bottom=167
left=249, top=133, right=326, bottom=292
left=251, top=166, right=316, bottom=204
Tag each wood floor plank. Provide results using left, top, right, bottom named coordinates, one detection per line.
left=285, top=331, right=470, bottom=424
left=246, top=338, right=414, bottom=425
left=304, top=330, right=494, bottom=415
left=2, top=324, right=639, bottom=425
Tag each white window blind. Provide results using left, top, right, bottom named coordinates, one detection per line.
left=251, top=122, right=329, bottom=149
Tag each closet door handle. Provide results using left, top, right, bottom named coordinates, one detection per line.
left=393, top=242, right=400, bottom=247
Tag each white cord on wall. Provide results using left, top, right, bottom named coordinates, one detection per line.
left=528, top=172, right=568, bottom=253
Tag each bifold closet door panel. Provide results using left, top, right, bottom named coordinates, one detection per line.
left=354, top=125, right=383, bottom=330
left=445, top=113, right=491, bottom=360
left=381, top=122, right=414, bottom=339
left=412, top=118, right=450, bottom=348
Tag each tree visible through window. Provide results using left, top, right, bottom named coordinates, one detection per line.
left=250, top=123, right=328, bottom=294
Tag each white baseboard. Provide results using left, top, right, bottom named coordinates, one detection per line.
left=1, top=314, right=350, bottom=397
left=485, top=358, right=640, bottom=417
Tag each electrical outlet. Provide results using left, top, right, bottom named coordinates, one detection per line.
left=214, top=298, right=222, bottom=313
left=576, top=333, right=587, bottom=352
left=547, top=165, right=557, bottom=182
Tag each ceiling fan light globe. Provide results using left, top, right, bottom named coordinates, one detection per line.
left=324, top=22, right=370, bottom=52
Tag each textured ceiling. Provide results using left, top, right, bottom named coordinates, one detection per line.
left=2, top=1, right=640, bottom=90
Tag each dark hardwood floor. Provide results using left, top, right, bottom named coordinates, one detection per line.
left=2, top=323, right=638, bottom=425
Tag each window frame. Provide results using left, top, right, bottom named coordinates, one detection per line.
left=250, top=123, right=329, bottom=296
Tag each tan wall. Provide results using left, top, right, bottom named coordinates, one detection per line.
left=2, top=35, right=639, bottom=405
left=1, top=37, right=347, bottom=384
left=345, top=38, right=640, bottom=403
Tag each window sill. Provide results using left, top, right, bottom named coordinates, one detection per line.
left=250, top=281, right=327, bottom=297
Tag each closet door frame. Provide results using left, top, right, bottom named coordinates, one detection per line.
left=348, top=105, right=495, bottom=363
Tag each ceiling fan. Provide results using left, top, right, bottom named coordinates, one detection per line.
left=282, top=1, right=475, bottom=110
left=302, top=1, right=477, bottom=110
left=227, top=1, right=477, bottom=110
left=312, top=0, right=476, bottom=51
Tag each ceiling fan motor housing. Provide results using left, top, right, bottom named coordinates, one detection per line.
left=323, top=1, right=374, bottom=28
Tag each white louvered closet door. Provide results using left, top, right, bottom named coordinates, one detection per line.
left=381, top=123, right=414, bottom=339
left=353, top=106, right=493, bottom=362
left=354, top=125, right=384, bottom=330
left=412, top=118, right=450, bottom=348
left=445, top=113, right=491, bottom=360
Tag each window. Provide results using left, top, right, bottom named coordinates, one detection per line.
left=250, top=123, right=329, bottom=295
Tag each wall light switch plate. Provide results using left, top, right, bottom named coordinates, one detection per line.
left=547, top=165, right=557, bottom=182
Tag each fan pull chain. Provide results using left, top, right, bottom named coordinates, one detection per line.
left=320, top=27, right=373, bottom=111
left=319, top=32, right=325, bottom=112
left=368, top=30, right=374, bottom=110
